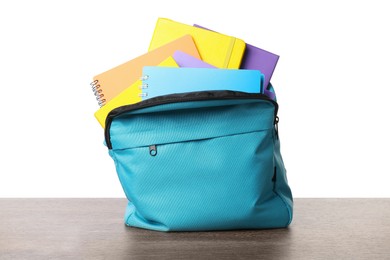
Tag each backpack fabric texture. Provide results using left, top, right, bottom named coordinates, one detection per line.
left=105, top=91, right=293, bottom=232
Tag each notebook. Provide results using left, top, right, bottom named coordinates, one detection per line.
left=91, top=35, right=200, bottom=106
left=94, top=57, right=179, bottom=128
left=148, top=18, right=246, bottom=69
left=194, top=24, right=279, bottom=100
left=173, top=51, right=215, bottom=68
left=140, top=67, right=263, bottom=101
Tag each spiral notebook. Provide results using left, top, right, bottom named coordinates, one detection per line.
left=149, top=18, right=246, bottom=69
left=91, top=35, right=200, bottom=106
left=94, top=57, right=179, bottom=128
left=140, top=67, right=263, bottom=101
left=194, top=24, right=279, bottom=100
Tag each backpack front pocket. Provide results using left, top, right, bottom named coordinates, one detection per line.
left=110, top=128, right=289, bottom=231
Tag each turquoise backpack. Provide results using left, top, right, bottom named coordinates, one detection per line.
left=105, top=90, right=293, bottom=231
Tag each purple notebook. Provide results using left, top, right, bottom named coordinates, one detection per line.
left=194, top=24, right=278, bottom=100
left=173, top=51, right=216, bottom=68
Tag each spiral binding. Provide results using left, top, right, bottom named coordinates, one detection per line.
left=90, top=80, right=106, bottom=107
left=139, top=83, right=148, bottom=89
left=139, top=74, right=149, bottom=98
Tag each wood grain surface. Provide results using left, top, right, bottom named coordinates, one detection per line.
left=0, top=199, right=389, bottom=259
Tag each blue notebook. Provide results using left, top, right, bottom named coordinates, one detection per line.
left=140, top=67, right=263, bottom=100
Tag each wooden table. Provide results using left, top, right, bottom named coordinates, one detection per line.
left=1, top=199, right=389, bottom=259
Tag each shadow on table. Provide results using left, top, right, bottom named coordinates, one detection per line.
left=117, top=226, right=293, bottom=259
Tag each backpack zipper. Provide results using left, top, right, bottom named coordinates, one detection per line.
left=105, top=90, right=279, bottom=149
left=149, top=145, right=157, bottom=156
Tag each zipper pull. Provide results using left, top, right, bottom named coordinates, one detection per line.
left=274, top=116, right=279, bottom=139
left=149, top=145, right=157, bottom=156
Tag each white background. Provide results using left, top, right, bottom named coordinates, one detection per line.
left=0, top=0, right=389, bottom=198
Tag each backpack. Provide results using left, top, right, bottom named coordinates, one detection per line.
left=105, top=90, right=293, bottom=231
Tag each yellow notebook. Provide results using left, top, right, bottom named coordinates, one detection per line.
left=94, top=56, right=179, bottom=128
left=91, top=35, right=200, bottom=106
left=149, top=18, right=246, bottom=69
